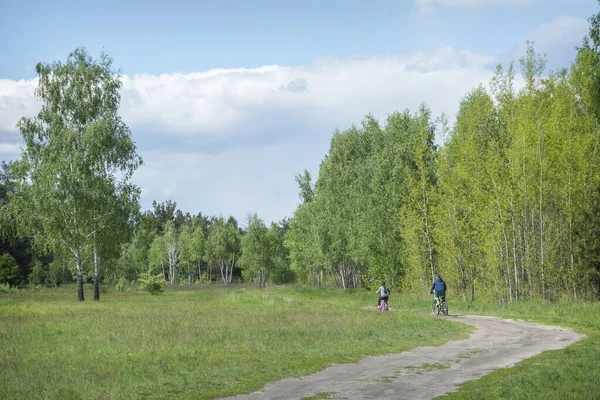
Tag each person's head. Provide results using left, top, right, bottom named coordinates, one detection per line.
left=435, top=274, right=440, bottom=279
left=381, top=281, right=385, bottom=286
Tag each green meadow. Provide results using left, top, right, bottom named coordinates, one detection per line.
left=2, top=286, right=599, bottom=400
left=0, top=286, right=470, bottom=400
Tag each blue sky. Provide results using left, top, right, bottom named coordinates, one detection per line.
left=0, top=0, right=597, bottom=224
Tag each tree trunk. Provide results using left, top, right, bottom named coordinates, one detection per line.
left=167, top=243, right=178, bottom=285
left=493, top=178, right=512, bottom=302
left=220, top=261, right=227, bottom=284
left=567, top=176, right=575, bottom=299
left=94, top=235, right=100, bottom=301
left=76, top=247, right=84, bottom=302
left=538, top=122, right=546, bottom=301
left=228, top=252, right=235, bottom=284
left=420, top=168, right=435, bottom=279
left=510, top=189, right=519, bottom=301
left=339, top=262, right=346, bottom=289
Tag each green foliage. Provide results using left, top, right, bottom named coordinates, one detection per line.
left=137, top=272, right=166, bottom=295
left=285, top=112, right=419, bottom=288
left=114, top=227, right=155, bottom=283
left=285, top=38, right=600, bottom=302
left=8, top=47, right=142, bottom=301
left=0, top=282, right=18, bottom=293
left=571, top=3, right=600, bottom=121
left=28, top=261, right=46, bottom=286
left=295, top=170, right=314, bottom=203
left=0, top=253, right=19, bottom=285
left=432, top=42, right=600, bottom=301
left=239, top=214, right=270, bottom=287
left=115, top=276, right=128, bottom=292
left=267, top=220, right=294, bottom=284
left=400, top=105, right=439, bottom=291
left=204, top=217, right=240, bottom=285
left=27, top=284, right=44, bottom=292
left=238, top=216, right=292, bottom=286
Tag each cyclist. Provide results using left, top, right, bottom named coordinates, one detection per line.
left=429, top=273, right=447, bottom=306
left=376, top=281, right=390, bottom=308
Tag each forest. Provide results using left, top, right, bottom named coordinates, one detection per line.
left=2, top=10, right=600, bottom=302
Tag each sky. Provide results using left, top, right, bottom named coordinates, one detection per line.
left=0, top=0, right=597, bottom=225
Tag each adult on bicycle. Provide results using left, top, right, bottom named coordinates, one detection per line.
left=376, top=281, right=390, bottom=308
left=429, top=273, right=447, bottom=306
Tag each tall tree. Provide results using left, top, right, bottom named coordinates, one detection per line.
left=8, top=48, right=141, bottom=301
left=267, top=219, right=294, bottom=284
left=204, top=217, right=240, bottom=285
left=239, top=214, right=270, bottom=287
left=401, top=105, right=439, bottom=292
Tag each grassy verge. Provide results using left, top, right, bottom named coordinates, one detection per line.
left=370, top=293, right=600, bottom=400
left=0, top=285, right=471, bottom=400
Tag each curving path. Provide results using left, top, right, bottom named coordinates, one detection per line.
left=221, top=314, right=584, bottom=400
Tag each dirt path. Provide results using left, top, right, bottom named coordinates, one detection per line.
left=221, top=314, right=584, bottom=400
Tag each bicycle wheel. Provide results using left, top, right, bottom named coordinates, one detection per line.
left=432, top=300, right=439, bottom=316
left=441, top=302, right=448, bottom=316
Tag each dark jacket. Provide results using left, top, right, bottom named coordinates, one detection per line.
left=430, top=277, right=447, bottom=294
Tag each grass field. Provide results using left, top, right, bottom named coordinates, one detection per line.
left=2, top=285, right=598, bottom=400
left=435, top=299, right=600, bottom=400
left=0, top=285, right=471, bottom=400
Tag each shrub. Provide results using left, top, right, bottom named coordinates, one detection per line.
left=116, top=277, right=128, bottom=292
left=138, top=273, right=166, bottom=295
left=0, top=253, right=19, bottom=286
left=28, top=261, right=47, bottom=286
left=194, top=272, right=212, bottom=285
left=0, top=283, right=18, bottom=293
left=28, top=284, right=44, bottom=292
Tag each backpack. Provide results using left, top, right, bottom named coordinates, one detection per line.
left=384, top=287, right=390, bottom=296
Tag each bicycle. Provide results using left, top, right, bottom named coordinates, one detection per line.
left=431, top=295, right=448, bottom=316
left=378, top=298, right=389, bottom=311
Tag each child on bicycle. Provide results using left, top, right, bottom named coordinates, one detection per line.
left=429, top=274, right=447, bottom=305
left=376, top=281, right=390, bottom=308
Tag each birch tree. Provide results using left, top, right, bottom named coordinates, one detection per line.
left=204, top=217, right=239, bottom=284
left=239, top=214, right=270, bottom=287
left=8, top=48, right=141, bottom=301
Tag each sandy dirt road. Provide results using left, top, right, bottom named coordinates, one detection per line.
left=222, top=314, right=584, bottom=400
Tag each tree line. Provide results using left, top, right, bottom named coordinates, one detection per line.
left=284, top=17, right=600, bottom=301
left=2, top=7, right=600, bottom=301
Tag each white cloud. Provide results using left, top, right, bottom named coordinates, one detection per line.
left=0, top=78, right=39, bottom=133
left=134, top=143, right=319, bottom=225
left=492, top=16, right=588, bottom=71
left=0, top=48, right=494, bottom=137
left=417, top=0, right=532, bottom=12
left=0, top=47, right=500, bottom=223
left=406, top=47, right=495, bottom=72
left=527, top=16, right=588, bottom=47
left=0, top=143, right=20, bottom=155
